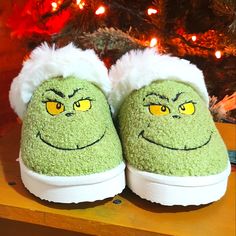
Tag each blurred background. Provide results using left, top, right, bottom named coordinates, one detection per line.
left=0, top=0, right=236, bottom=131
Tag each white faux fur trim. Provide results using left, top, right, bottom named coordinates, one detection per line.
left=109, top=48, right=209, bottom=115
left=9, top=43, right=110, bottom=119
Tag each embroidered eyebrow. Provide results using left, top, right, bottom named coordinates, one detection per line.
left=172, top=92, right=184, bottom=102
left=68, top=88, right=82, bottom=98
left=45, top=89, right=65, bottom=98
left=143, top=92, right=169, bottom=102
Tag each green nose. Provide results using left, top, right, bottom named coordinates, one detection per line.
left=172, top=115, right=181, bottom=119
left=65, top=112, right=74, bottom=117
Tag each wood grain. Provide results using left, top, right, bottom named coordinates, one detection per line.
left=0, top=122, right=235, bottom=236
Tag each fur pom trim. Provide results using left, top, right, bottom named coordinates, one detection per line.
left=9, top=43, right=110, bottom=119
left=109, top=48, right=209, bottom=115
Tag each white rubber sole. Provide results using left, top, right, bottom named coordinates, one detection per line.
left=19, top=157, right=126, bottom=203
left=127, top=162, right=231, bottom=206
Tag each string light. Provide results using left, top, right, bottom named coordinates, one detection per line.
left=51, top=2, right=58, bottom=12
left=147, top=8, right=158, bottom=15
left=95, top=6, right=106, bottom=15
left=76, top=0, right=85, bottom=9
left=215, top=50, right=222, bottom=59
left=149, top=37, right=157, bottom=47
left=191, top=35, right=197, bottom=42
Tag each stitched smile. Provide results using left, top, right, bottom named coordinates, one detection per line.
left=36, top=130, right=106, bottom=151
left=138, top=130, right=212, bottom=151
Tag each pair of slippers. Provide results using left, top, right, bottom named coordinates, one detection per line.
left=9, top=44, right=230, bottom=206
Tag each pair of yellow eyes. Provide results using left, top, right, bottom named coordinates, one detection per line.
left=46, top=100, right=91, bottom=116
left=149, top=102, right=195, bottom=116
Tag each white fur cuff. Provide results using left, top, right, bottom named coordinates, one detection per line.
left=108, top=48, right=209, bottom=116
left=9, top=43, right=110, bottom=119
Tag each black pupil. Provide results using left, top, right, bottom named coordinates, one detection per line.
left=56, top=103, right=61, bottom=109
left=76, top=101, right=80, bottom=107
left=161, top=106, right=166, bottom=112
left=181, top=105, right=185, bottom=111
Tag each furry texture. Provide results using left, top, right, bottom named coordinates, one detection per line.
left=109, top=48, right=209, bottom=116
left=21, top=77, right=122, bottom=176
left=9, top=43, right=110, bottom=119
left=118, top=80, right=228, bottom=176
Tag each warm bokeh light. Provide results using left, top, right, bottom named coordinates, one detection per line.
left=215, top=50, right=222, bottom=59
left=51, top=2, right=58, bottom=12
left=76, top=0, right=85, bottom=9
left=95, top=6, right=106, bottom=15
left=149, top=37, right=157, bottom=47
left=191, top=35, right=197, bottom=41
left=147, top=8, right=157, bottom=15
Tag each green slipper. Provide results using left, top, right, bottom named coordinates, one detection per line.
left=109, top=48, right=230, bottom=206
left=9, top=44, right=125, bottom=203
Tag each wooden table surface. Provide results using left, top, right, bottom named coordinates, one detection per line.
left=0, top=2, right=235, bottom=235
left=0, top=122, right=235, bottom=236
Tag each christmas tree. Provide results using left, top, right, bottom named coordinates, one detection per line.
left=7, top=0, right=236, bottom=122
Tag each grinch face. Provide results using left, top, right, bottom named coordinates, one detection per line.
left=118, top=80, right=228, bottom=176
left=21, top=76, right=122, bottom=176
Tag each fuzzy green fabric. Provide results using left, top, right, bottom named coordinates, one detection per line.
left=21, top=76, right=122, bottom=176
left=118, top=80, right=228, bottom=176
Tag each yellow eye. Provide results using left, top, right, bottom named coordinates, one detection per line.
left=149, top=104, right=170, bottom=116
left=74, top=99, right=91, bottom=112
left=179, top=102, right=195, bottom=115
left=46, top=101, right=64, bottom=116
